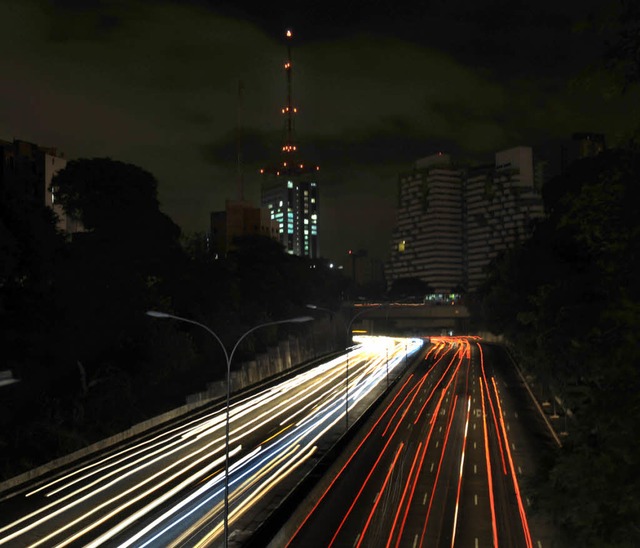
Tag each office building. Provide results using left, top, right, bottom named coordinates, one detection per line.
left=261, top=176, right=318, bottom=257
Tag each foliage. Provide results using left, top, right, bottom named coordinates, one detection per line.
left=0, top=158, right=349, bottom=480
left=388, top=276, right=434, bottom=299
left=605, top=0, right=640, bottom=90
left=476, top=145, right=640, bottom=545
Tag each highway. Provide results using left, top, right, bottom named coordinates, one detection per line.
left=283, top=337, right=546, bottom=548
left=0, top=336, right=423, bottom=547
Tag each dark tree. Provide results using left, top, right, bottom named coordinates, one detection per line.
left=478, top=146, right=640, bottom=546
left=388, top=277, right=434, bottom=300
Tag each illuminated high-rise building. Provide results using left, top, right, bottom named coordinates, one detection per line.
left=260, top=30, right=320, bottom=258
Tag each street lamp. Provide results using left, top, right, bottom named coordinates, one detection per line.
left=306, top=303, right=388, bottom=430
left=0, top=370, right=19, bottom=387
left=146, top=311, right=313, bottom=548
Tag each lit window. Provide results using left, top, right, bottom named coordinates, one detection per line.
left=287, top=181, right=293, bottom=189
left=304, top=219, right=309, bottom=224
left=279, top=200, right=283, bottom=207
left=311, top=198, right=316, bottom=203
left=398, top=240, right=406, bottom=252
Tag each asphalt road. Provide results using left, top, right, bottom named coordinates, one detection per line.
left=0, top=336, right=423, bottom=547
left=280, top=337, right=559, bottom=548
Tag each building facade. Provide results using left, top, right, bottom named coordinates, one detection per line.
left=385, top=153, right=464, bottom=294
left=465, top=146, right=544, bottom=291
left=261, top=175, right=319, bottom=258
left=0, top=138, right=80, bottom=233
left=385, top=146, right=544, bottom=294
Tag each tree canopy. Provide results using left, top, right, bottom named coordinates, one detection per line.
left=1, top=158, right=350, bottom=480
left=476, top=144, right=640, bottom=546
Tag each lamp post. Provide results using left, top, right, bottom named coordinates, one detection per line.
left=386, top=343, right=389, bottom=388
left=146, top=311, right=313, bottom=548
left=307, top=303, right=388, bottom=430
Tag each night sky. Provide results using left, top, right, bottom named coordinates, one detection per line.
left=2, top=0, right=638, bottom=263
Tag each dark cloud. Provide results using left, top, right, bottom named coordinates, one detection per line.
left=0, top=0, right=637, bottom=263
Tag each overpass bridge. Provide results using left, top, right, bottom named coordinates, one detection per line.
left=346, top=302, right=471, bottom=336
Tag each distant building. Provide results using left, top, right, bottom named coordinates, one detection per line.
left=385, top=146, right=544, bottom=294
left=210, top=199, right=279, bottom=256
left=465, top=146, right=544, bottom=291
left=0, top=138, right=81, bottom=233
left=385, top=153, right=464, bottom=294
left=261, top=176, right=319, bottom=258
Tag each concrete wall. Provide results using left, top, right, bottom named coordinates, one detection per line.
left=185, top=333, right=317, bottom=404
left=0, top=329, right=332, bottom=494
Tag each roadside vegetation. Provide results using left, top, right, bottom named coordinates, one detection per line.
left=0, top=158, right=349, bottom=480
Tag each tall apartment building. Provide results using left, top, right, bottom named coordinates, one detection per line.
left=385, top=153, right=464, bottom=294
left=386, top=146, right=544, bottom=294
left=0, top=138, right=80, bottom=233
left=465, top=146, right=544, bottom=291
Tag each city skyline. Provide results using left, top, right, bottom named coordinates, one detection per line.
left=0, top=0, right=638, bottom=262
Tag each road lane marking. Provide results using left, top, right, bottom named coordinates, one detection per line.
left=475, top=539, right=479, bottom=548
left=507, top=423, right=510, bottom=431
left=439, top=426, right=442, bottom=432
left=518, top=466, right=522, bottom=474
left=353, top=534, right=361, bottom=547
left=474, top=494, right=478, bottom=505
left=515, top=412, right=519, bottom=418
left=537, top=541, right=543, bottom=548
left=474, top=464, right=477, bottom=474
left=473, top=423, right=476, bottom=430
left=413, top=534, right=419, bottom=548
left=526, top=497, right=531, bottom=506
left=512, top=443, right=516, bottom=450
left=423, top=492, right=428, bottom=505
left=430, top=462, right=435, bottom=472
left=474, top=442, right=477, bottom=449
left=435, top=441, right=439, bottom=447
